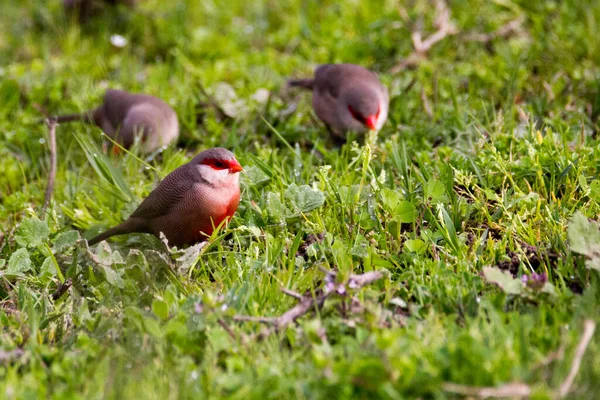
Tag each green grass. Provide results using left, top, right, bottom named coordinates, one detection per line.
left=1, top=0, right=600, bottom=398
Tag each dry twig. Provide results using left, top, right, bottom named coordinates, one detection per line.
left=442, top=320, right=596, bottom=399
left=559, top=319, right=596, bottom=397
left=233, top=271, right=385, bottom=339
left=51, top=278, right=72, bottom=301
left=391, top=0, right=458, bottom=73
left=42, top=118, right=58, bottom=215
left=463, top=16, right=526, bottom=43
left=442, top=382, right=531, bottom=398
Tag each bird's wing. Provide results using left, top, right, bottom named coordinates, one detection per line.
left=314, top=64, right=381, bottom=99
left=129, top=165, right=195, bottom=220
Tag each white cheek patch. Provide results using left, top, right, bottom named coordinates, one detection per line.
left=376, top=101, right=389, bottom=131
left=198, top=165, right=230, bottom=184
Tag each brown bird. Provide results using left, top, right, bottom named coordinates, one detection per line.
left=64, top=0, right=138, bottom=22
left=288, top=64, right=389, bottom=138
left=53, top=89, right=179, bottom=153
left=88, top=148, right=243, bottom=247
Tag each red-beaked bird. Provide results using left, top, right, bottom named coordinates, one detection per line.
left=88, top=148, right=243, bottom=247
left=288, top=64, right=389, bottom=137
left=53, top=89, right=179, bottom=153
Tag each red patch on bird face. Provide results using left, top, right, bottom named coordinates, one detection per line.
left=349, top=105, right=380, bottom=130
left=201, top=158, right=243, bottom=173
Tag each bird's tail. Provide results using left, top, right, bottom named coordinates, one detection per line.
left=87, top=219, right=144, bottom=246
left=287, top=78, right=314, bottom=90
left=53, top=111, right=97, bottom=124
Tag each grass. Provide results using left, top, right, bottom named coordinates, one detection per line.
left=1, top=0, right=600, bottom=398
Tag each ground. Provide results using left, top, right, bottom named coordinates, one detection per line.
left=1, top=0, right=600, bottom=398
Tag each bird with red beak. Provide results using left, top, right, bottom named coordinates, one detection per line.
left=288, top=64, right=389, bottom=138
left=88, top=148, right=243, bottom=247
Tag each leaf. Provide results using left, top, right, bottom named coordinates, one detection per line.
left=142, top=316, right=164, bottom=339
left=73, top=131, right=133, bottom=202
left=40, top=256, right=57, bottom=279
left=265, top=192, right=290, bottom=222
left=568, top=212, right=600, bottom=270
left=6, top=248, right=32, bottom=276
left=483, top=266, right=524, bottom=295
left=243, top=165, right=271, bottom=188
left=15, top=217, right=50, bottom=247
left=590, top=180, right=600, bottom=202
left=380, top=188, right=416, bottom=223
left=52, top=230, right=80, bottom=253
left=395, top=201, right=417, bottom=223
left=424, top=179, right=449, bottom=203
left=152, top=299, right=169, bottom=320
left=404, top=239, right=427, bottom=254
left=350, top=236, right=369, bottom=259
left=101, top=265, right=124, bottom=288
left=126, top=249, right=148, bottom=270
left=380, top=188, right=403, bottom=214
left=175, top=242, right=206, bottom=274
left=285, top=183, right=325, bottom=214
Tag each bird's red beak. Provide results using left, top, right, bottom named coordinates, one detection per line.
left=365, top=115, right=377, bottom=131
left=229, top=160, right=243, bottom=173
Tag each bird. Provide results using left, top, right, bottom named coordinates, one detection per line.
left=52, top=89, right=179, bottom=153
left=288, top=64, right=389, bottom=139
left=88, top=148, right=243, bottom=247
left=64, top=0, right=137, bottom=22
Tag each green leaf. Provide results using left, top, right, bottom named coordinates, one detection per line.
left=265, top=192, right=290, bottom=222
left=243, top=165, right=271, bottom=188
left=394, top=201, right=417, bottom=223
left=15, top=217, right=50, bottom=247
left=6, top=248, right=32, bottom=275
left=380, top=188, right=403, bottom=214
left=73, top=131, right=133, bottom=202
left=52, top=230, right=80, bottom=253
left=483, top=266, right=524, bottom=295
left=152, top=299, right=169, bottom=320
left=285, top=183, right=325, bottom=214
left=331, top=238, right=351, bottom=272
left=590, top=180, right=600, bottom=202
left=175, top=242, right=205, bottom=274
left=424, top=179, right=449, bottom=203
left=143, top=316, right=164, bottom=339
left=40, top=256, right=57, bottom=281
left=404, top=239, right=427, bottom=254
left=350, top=236, right=369, bottom=258
left=568, top=212, right=600, bottom=270
left=101, top=266, right=122, bottom=287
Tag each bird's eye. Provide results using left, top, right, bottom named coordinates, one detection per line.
left=213, top=160, right=226, bottom=169
left=348, top=105, right=365, bottom=123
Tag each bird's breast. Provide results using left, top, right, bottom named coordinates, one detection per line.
left=182, top=184, right=240, bottom=242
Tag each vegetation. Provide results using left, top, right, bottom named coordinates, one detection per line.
left=1, top=0, right=600, bottom=398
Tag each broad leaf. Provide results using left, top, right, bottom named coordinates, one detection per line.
left=483, top=266, right=524, bottom=295
left=15, top=217, right=50, bottom=247
left=285, top=183, right=325, bottom=214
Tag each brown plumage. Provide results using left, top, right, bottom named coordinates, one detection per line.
left=64, top=0, right=138, bottom=22
left=88, top=148, right=243, bottom=247
left=288, top=64, right=389, bottom=137
left=53, top=89, right=179, bottom=153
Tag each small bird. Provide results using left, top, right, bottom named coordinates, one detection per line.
left=53, top=89, right=179, bottom=153
left=288, top=64, right=389, bottom=138
left=88, top=148, right=243, bottom=247
left=64, top=0, right=137, bottom=22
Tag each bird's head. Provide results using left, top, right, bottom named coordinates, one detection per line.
left=342, top=87, right=383, bottom=131
left=193, top=148, right=243, bottom=186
